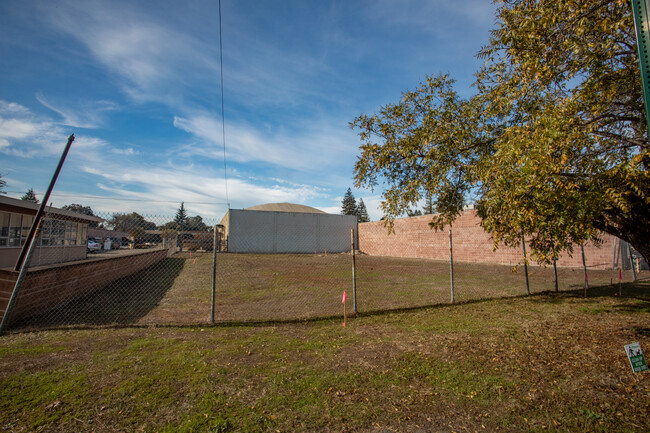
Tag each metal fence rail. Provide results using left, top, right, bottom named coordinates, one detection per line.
left=0, top=209, right=647, bottom=332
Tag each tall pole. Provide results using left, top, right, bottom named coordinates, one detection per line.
left=581, top=244, right=589, bottom=296
left=632, top=0, right=650, bottom=138
left=449, top=229, right=455, bottom=304
left=351, top=228, right=357, bottom=314
left=211, top=224, right=218, bottom=323
left=522, top=233, right=530, bottom=295
left=628, top=243, right=638, bottom=282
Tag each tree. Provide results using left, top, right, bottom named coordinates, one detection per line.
left=357, top=198, right=370, bottom=222
left=407, top=209, right=422, bottom=217
left=174, top=202, right=188, bottom=230
left=351, top=0, right=650, bottom=263
left=341, top=188, right=357, bottom=216
left=159, top=220, right=180, bottom=231
left=108, top=212, right=156, bottom=233
left=62, top=203, right=99, bottom=228
left=62, top=203, right=95, bottom=217
left=186, top=215, right=208, bottom=231
left=21, top=188, right=39, bottom=204
left=0, top=173, right=6, bottom=194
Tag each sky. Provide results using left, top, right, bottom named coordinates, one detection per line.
left=0, top=0, right=497, bottom=222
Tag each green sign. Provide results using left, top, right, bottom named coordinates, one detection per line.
left=625, top=342, right=649, bottom=373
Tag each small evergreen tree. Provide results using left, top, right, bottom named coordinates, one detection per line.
left=21, top=188, right=39, bottom=203
left=0, top=173, right=6, bottom=194
left=357, top=198, right=370, bottom=222
left=341, top=188, right=357, bottom=216
left=174, top=202, right=188, bottom=230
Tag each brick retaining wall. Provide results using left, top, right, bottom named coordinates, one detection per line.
left=358, top=210, right=618, bottom=269
left=0, top=249, right=169, bottom=326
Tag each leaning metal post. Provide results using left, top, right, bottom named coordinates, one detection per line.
left=14, top=134, right=75, bottom=271
left=0, top=220, right=44, bottom=334
left=1, top=134, right=75, bottom=334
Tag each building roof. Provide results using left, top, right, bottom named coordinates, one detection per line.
left=244, top=202, right=327, bottom=214
left=0, top=195, right=104, bottom=223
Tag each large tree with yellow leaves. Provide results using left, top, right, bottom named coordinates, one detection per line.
left=352, top=0, right=649, bottom=263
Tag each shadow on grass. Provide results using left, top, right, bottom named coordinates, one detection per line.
left=8, top=268, right=648, bottom=334
left=537, top=280, right=650, bottom=301
left=11, top=258, right=186, bottom=331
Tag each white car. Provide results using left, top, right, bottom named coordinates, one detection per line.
left=87, top=239, right=101, bottom=253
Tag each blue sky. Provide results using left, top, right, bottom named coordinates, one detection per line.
left=0, top=0, right=496, bottom=221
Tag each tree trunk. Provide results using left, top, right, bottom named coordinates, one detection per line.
left=595, top=201, right=650, bottom=266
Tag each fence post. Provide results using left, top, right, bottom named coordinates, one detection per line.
left=628, top=243, right=638, bottom=282
left=351, top=229, right=357, bottom=314
left=522, top=233, right=530, bottom=295
left=581, top=243, right=589, bottom=296
left=449, top=229, right=454, bottom=304
left=211, top=224, right=218, bottom=324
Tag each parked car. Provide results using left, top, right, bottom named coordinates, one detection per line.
left=87, top=239, right=101, bottom=253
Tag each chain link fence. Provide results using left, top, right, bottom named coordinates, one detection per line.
left=1, top=207, right=647, bottom=333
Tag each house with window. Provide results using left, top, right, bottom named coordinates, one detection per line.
left=0, top=196, right=103, bottom=268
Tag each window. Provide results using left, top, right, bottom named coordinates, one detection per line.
left=8, top=214, right=22, bottom=247
left=21, top=215, right=33, bottom=246
left=0, top=212, right=88, bottom=249
left=64, top=221, right=78, bottom=245
left=77, top=224, right=87, bottom=246
left=0, top=212, right=9, bottom=247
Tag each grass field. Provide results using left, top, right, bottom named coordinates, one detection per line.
left=1, top=280, right=649, bottom=432
left=16, top=252, right=643, bottom=330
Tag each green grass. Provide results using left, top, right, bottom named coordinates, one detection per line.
left=1, top=287, right=649, bottom=432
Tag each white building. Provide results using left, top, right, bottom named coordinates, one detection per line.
left=219, top=203, right=357, bottom=253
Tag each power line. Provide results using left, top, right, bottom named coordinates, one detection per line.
left=218, top=0, right=230, bottom=209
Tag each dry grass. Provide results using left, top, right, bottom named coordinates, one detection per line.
left=11, top=252, right=647, bottom=329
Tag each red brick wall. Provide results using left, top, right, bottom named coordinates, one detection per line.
left=358, top=210, right=618, bottom=269
left=0, top=249, right=168, bottom=326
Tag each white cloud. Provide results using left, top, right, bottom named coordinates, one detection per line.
left=0, top=100, right=69, bottom=158
left=110, top=147, right=139, bottom=156
left=0, top=101, right=31, bottom=115
left=173, top=111, right=358, bottom=172
left=72, top=161, right=332, bottom=220
left=369, top=0, right=496, bottom=36
left=36, top=93, right=119, bottom=128
left=41, top=0, right=219, bottom=107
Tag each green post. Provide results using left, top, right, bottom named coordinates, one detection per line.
left=632, top=0, right=650, bottom=137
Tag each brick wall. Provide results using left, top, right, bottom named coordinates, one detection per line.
left=0, top=249, right=168, bottom=326
left=358, top=210, right=618, bottom=269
